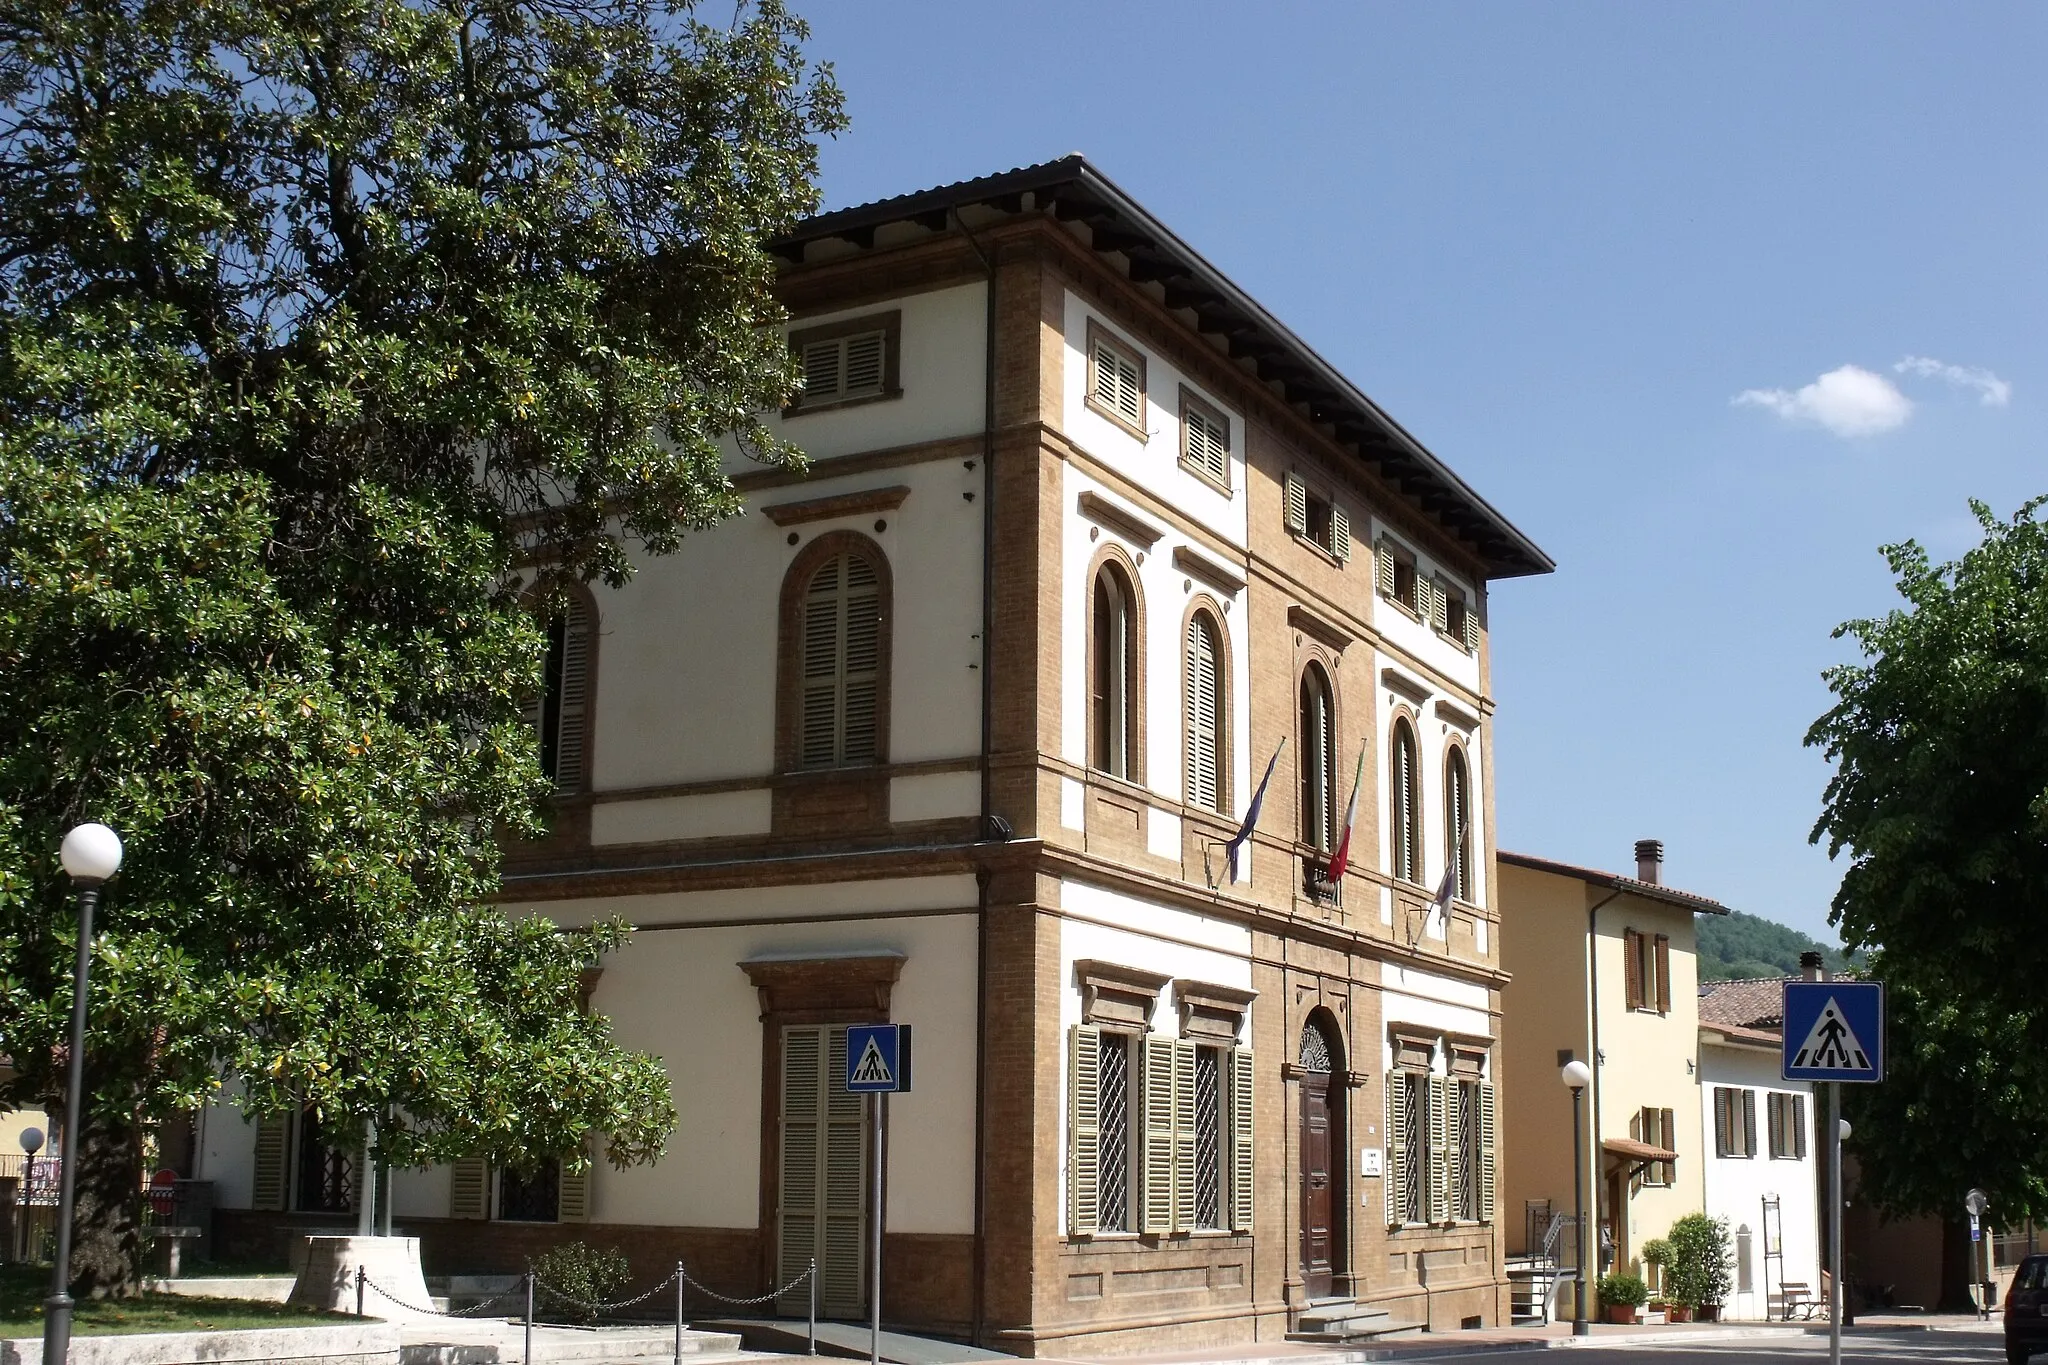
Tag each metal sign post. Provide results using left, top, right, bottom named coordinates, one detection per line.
left=1968, top=1189, right=1991, bottom=1320
left=1784, top=979, right=1884, bottom=1365
left=844, top=1024, right=910, bottom=1365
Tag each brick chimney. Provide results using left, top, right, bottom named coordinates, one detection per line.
left=1634, top=839, right=1664, bottom=884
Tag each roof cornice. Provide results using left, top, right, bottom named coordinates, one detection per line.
left=773, top=157, right=1555, bottom=581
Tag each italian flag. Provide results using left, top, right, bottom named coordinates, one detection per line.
left=1325, top=743, right=1367, bottom=882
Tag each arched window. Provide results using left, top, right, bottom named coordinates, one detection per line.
left=1445, top=748, right=1473, bottom=903
left=1298, top=664, right=1337, bottom=849
left=529, top=590, right=595, bottom=793
left=1090, top=563, right=1139, bottom=779
left=1391, top=718, right=1420, bottom=884
left=1184, top=609, right=1226, bottom=813
left=797, top=548, right=884, bottom=768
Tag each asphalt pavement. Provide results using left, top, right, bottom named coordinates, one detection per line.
left=1404, top=1324, right=2005, bottom=1365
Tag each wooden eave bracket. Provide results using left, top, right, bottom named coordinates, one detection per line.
left=1172, top=545, right=1247, bottom=597
left=1287, top=604, right=1353, bottom=652
left=761, top=485, right=911, bottom=527
left=1077, top=491, right=1164, bottom=548
left=1433, top=698, right=1483, bottom=733
left=1381, top=666, right=1432, bottom=705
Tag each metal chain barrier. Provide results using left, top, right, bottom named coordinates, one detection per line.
left=673, top=1261, right=811, bottom=1307
left=529, top=1266, right=681, bottom=1315
left=355, top=1268, right=518, bottom=1318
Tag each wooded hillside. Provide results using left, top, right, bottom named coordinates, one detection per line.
left=1697, top=910, right=1857, bottom=981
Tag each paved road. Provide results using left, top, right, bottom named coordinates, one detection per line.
left=1412, top=1329, right=2006, bottom=1365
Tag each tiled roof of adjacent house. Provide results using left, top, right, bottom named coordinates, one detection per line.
left=773, top=156, right=1555, bottom=581
left=1698, top=976, right=1791, bottom=1030
left=1496, top=849, right=1731, bottom=916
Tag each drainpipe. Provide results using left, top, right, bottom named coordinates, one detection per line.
left=953, top=205, right=999, bottom=1347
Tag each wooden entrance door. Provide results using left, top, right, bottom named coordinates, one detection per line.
left=1300, top=1070, right=1336, bottom=1298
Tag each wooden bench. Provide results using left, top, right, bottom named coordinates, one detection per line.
left=1774, top=1280, right=1827, bottom=1321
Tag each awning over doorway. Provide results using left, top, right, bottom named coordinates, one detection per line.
left=1602, top=1136, right=1679, bottom=1163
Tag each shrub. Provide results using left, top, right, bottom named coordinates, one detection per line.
left=532, top=1242, right=631, bottom=1325
left=1640, top=1237, right=1671, bottom=1269
left=1598, top=1272, right=1648, bottom=1308
left=1665, top=1213, right=1734, bottom=1310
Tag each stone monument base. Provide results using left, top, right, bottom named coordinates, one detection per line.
left=289, top=1234, right=436, bottom=1320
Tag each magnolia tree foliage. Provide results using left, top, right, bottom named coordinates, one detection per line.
left=0, top=0, right=841, bottom=1290
left=1809, top=497, right=2048, bottom=1224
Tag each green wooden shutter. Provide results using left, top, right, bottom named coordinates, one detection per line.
left=1185, top=614, right=1222, bottom=812
left=1174, top=1040, right=1200, bottom=1232
left=1376, top=539, right=1396, bottom=598
left=557, top=1148, right=591, bottom=1223
left=1428, top=577, right=1449, bottom=632
left=821, top=1028, right=867, bottom=1316
left=1284, top=474, right=1308, bottom=535
left=1429, top=1076, right=1451, bottom=1223
left=448, top=1156, right=490, bottom=1220
left=1069, top=1026, right=1102, bottom=1237
left=1140, top=1035, right=1176, bottom=1235
left=1230, top=1048, right=1255, bottom=1232
left=1479, top=1081, right=1498, bottom=1222
left=1331, top=505, right=1351, bottom=561
left=1462, top=594, right=1481, bottom=650
left=779, top=1026, right=868, bottom=1317
left=776, top=1026, right=823, bottom=1313
left=251, top=1115, right=290, bottom=1212
left=1445, top=1078, right=1464, bottom=1222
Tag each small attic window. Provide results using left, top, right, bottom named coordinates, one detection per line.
left=786, top=310, right=902, bottom=414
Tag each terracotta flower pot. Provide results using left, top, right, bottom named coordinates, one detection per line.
left=1697, top=1305, right=1721, bottom=1322
left=1666, top=1305, right=1693, bottom=1323
left=1605, top=1304, right=1640, bottom=1324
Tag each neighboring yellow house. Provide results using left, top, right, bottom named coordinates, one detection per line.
left=1498, top=842, right=1728, bottom=1305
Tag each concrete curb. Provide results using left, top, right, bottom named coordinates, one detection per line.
left=0, top=1322, right=399, bottom=1365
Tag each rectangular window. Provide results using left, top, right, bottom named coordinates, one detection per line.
left=1457, top=1079, right=1483, bottom=1222
left=1194, top=1046, right=1223, bottom=1228
left=787, top=311, right=901, bottom=413
left=1098, top=1032, right=1132, bottom=1232
left=1768, top=1092, right=1807, bottom=1160
left=1714, top=1087, right=1757, bottom=1158
left=1623, top=930, right=1671, bottom=1013
left=1180, top=390, right=1231, bottom=489
left=1087, top=324, right=1147, bottom=436
left=1442, top=586, right=1478, bottom=651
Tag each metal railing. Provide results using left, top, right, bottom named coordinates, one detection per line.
left=354, top=1259, right=819, bottom=1365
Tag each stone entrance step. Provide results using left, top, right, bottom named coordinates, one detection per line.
left=1286, top=1300, right=1424, bottom=1344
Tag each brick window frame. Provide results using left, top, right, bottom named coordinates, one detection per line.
left=1086, top=545, right=1146, bottom=785
left=776, top=531, right=893, bottom=773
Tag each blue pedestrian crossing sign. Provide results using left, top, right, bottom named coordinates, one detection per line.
left=846, top=1024, right=912, bottom=1094
left=1782, top=981, right=1884, bottom=1083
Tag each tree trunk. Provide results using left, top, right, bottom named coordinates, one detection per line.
left=67, top=1109, right=144, bottom=1298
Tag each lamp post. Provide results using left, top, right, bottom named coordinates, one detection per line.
left=1562, top=1058, right=1593, bottom=1336
left=17, top=1127, right=44, bottom=1262
left=44, top=822, right=122, bottom=1365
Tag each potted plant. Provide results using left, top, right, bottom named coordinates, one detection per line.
left=1641, top=1240, right=1677, bottom=1320
left=1646, top=1297, right=1669, bottom=1324
left=1598, top=1272, right=1649, bottom=1324
left=1665, top=1213, right=1734, bottom=1322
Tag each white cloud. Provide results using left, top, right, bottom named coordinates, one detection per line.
left=1733, top=364, right=1914, bottom=437
left=1895, top=355, right=2012, bottom=407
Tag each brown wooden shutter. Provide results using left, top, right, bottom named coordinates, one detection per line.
left=1662, top=1107, right=1677, bottom=1183
left=1069, top=1026, right=1101, bottom=1236
left=1654, top=934, right=1672, bottom=1013
left=557, top=1149, right=591, bottom=1223
left=551, top=596, right=593, bottom=793
left=1623, top=929, right=1644, bottom=1009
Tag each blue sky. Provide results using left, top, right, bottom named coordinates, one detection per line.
left=795, top=2, right=2046, bottom=945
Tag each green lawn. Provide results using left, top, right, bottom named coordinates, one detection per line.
left=0, top=1266, right=356, bottom=1338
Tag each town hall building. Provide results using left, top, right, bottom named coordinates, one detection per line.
left=193, top=158, right=1553, bottom=1353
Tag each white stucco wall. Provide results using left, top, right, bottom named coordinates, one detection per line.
left=1701, top=1040, right=1820, bottom=1319
left=1373, top=652, right=1488, bottom=927
left=1369, top=517, right=1483, bottom=696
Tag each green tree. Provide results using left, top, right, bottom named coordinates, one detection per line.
left=1696, top=910, right=1856, bottom=983
left=1809, top=498, right=2048, bottom=1236
left=0, top=0, right=841, bottom=1293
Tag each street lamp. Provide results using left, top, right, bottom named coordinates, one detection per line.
left=45, top=822, right=122, bottom=1365
left=1562, top=1057, right=1593, bottom=1336
left=17, top=1128, right=43, bottom=1261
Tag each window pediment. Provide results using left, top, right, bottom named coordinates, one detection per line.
left=1075, top=959, right=1171, bottom=1030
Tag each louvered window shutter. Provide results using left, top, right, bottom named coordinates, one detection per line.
left=1654, top=934, right=1672, bottom=1013
left=1426, top=577, right=1447, bottom=632
left=1479, top=1081, right=1498, bottom=1223
left=1429, top=1076, right=1451, bottom=1223
left=1744, top=1091, right=1759, bottom=1159
left=1794, top=1095, right=1808, bottom=1160
left=799, top=553, right=884, bottom=769
left=1185, top=615, right=1222, bottom=812
left=1443, top=1077, right=1463, bottom=1223
left=802, top=340, right=842, bottom=402
left=1171, top=1041, right=1198, bottom=1232
left=1661, top=1107, right=1677, bottom=1184
left=1714, top=1089, right=1730, bottom=1156
left=1284, top=474, right=1308, bottom=535
left=842, top=333, right=886, bottom=397
left=1330, top=505, right=1351, bottom=562
left=1095, top=340, right=1143, bottom=426
left=448, top=1156, right=490, bottom=1220
left=1069, top=1026, right=1102, bottom=1236
left=822, top=1028, right=867, bottom=1316
left=1376, top=540, right=1396, bottom=597
left=1623, top=930, right=1644, bottom=1009
left=777, top=1027, right=823, bottom=1313
left=1230, top=1048, right=1254, bottom=1232
left=557, top=1149, right=591, bottom=1223
left=1140, top=1035, right=1176, bottom=1235
left=1185, top=405, right=1229, bottom=482
left=1385, top=1074, right=1406, bottom=1226
left=1462, top=596, right=1480, bottom=650
left=251, top=1115, right=290, bottom=1212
